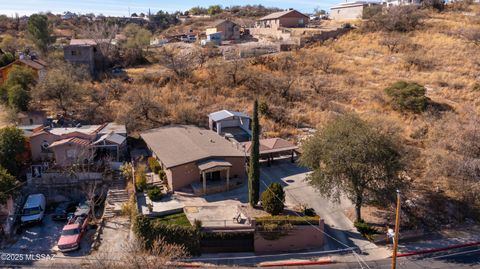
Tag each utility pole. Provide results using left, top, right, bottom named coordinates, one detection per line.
left=392, top=190, right=401, bottom=269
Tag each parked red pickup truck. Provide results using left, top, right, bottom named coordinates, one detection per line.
left=57, top=203, right=90, bottom=252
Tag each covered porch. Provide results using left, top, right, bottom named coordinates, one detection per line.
left=192, top=159, right=243, bottom=195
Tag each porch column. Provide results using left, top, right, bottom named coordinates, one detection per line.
left=226, top=168, right=230, bottom=191
left=291, top=150, right=295, bottom=163
left=202, top=171, right=207, bottom=194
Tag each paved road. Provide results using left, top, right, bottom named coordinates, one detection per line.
left=307, top=245, right=480, bottom=269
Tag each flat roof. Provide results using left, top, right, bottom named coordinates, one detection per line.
left=242, top=138, right=298, bottom=155
left=331, top=1, right=380, bottom=9
left=48, top=125, right=102, bottom=136
left=141, top=125, right=244, bottom=169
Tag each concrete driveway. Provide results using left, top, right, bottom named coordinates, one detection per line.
left=260, top=158, right=389, bottom=259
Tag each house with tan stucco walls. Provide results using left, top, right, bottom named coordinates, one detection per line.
left=140, top=125, right=246, bottom=194
left=256, top=9, right=309, bottom=29
left=28, top=122, right=127, bottom=168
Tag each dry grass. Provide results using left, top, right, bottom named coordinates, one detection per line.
left=47, top=5, right=479, bottom=227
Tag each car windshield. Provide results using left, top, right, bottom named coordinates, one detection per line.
left=61, top=228, right=80, bottom=236
left=23, top=207, right=41, bottom=216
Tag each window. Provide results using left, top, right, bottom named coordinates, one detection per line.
left=71, top=50, right=81, bottom=56
left=299, top=19, right=304, bottom=25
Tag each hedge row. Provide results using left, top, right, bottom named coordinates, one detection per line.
left=256, top=215, right=320, bottom=226
left=134, top=215, right=201, bottom=255
left=133, top=215, right=253, bottom=255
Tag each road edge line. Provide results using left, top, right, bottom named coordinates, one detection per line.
left=397, top=241, right=480, bottom=257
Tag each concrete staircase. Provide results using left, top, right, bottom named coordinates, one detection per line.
left=103, top=171, right=129, bottom=219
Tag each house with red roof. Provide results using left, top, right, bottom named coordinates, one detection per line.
left=0, top=55, right=47, bottom=84
left=28, top=122, right=127, bottom=167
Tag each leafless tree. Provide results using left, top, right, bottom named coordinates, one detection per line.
left=308, top=51, right=335, bottom=74
left=277, top=75, right=296, bottom=101
left=363, top=6, right=426, bottom=33
left=427, top=110, right=480, bottom=207
left=223, top=57, right=250, bottom=87
left=91, top=237, right=188, bottom=269
left=380, top=33, right=407, bottom=53
left=116, top=87, right=166, bottom=131
left=82, top=22, right=120, bottom=70
left=157, top=46, right=197, bottom=78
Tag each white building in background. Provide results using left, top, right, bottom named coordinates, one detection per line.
left=330, top=1, right=380, bottom=20
left=382, top=0, right=422, bottom=6
left=61, top=11, right=77, bottom=20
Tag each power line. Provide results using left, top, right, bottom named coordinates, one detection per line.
left=259, top=178, right=372, bottom=269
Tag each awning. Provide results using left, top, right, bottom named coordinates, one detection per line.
left=93, top=132, right=126, bottom=145
left=197, top=159, right=232, bottom=172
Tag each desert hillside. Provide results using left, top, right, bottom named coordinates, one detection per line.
left=1, top=3, right=480, bottom=228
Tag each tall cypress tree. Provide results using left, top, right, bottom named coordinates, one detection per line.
left=248, top=99, right=260, bottom=206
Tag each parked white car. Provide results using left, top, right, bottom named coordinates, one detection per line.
left=21, top=194, right=46, bottom=225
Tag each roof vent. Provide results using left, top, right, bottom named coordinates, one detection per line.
left=210, top=139, right=215, bottom=143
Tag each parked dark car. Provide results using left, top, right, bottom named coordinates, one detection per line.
left=52, top=202, right=77, bottom=221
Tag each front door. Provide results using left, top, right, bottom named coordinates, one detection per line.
left=206, top=171, right=221, bottom=181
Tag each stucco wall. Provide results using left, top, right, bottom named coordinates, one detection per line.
left=166, top=156, right=246, bottom=191
left=30, top=132, right=57, bottom=162
left=51, top=143, right=92, bottom=166
left=331, top=5, right=365, bottom=20
left=279, top=17, right=308, bottom=28
left=64, top=45, right=95, bottom=74
left=254, top=219, right=325, bottom=253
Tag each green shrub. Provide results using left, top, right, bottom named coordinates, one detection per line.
left=384, top=81, right=430, bottom=113
left=303, top=207, right=316, bottom=217
left=194, top=219, right=202, bottom=230
left=133, top=215, right=200, bottom=255
left=256, top=215, right=320, bottom=226
left=261, top=182, right=285, bottom=215
left=148, top=157, right=162, bottom=174
left=354, top=220, right=378, bottom=240
left=147, top=186, right=163, bottom=201
left=158, top=169, right=166, bottom=181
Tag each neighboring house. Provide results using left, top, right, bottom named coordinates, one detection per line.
left=256, top=9, right=309, bottom=29
left=206, top=20, right=241, bottom=40
left=141, top=125, right=246, bottom=193
left=242, top=138, right=299, bottom=165
left=17, top=110, right=47, bottom=126
left=0, top=56, right=47, bottom=84
left=28, top=122, right=127, bottom=167
left=64, top=39, right=105, bottom=75
left=61, top=11, right=77, bottom=20
left=382, top=0, right=421, bottom=6
left=330, top=1, right=381, bottom=20
left=208, top=110, right=251, bottom=143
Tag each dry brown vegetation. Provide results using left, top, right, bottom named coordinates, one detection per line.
left=20, top=4, right=480, bottom=228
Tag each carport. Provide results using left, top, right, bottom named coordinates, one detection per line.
left=242, top=138, right=299, bottom=166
